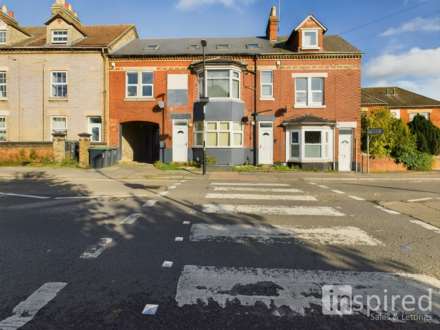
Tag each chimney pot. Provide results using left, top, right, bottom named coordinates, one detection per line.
left=1, top=5, right=7, bottom=14
left=270, top=5, right=276, bottom=17
left=266, top=6, right=279, bottom=42
left=8, top=10, right=14, bottom=18
left=68, top=4, right=73, bottom=11
left=56, top=0, right=66, bottom=5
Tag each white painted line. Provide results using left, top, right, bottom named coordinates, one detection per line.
left=175, top=237, right=184, bottom=242
left=0, top=192, right=50, bottom=200
left=203, top=204, right=345, bottom=217
left=162, top=261, right=174, bottom=268
left=375, top=205, right=401, bottom=215
left=121, top=213, right=144, bottom=225
left=205, top=193, right=317, bottom=201
left=142, top=304, right=159, bottom=316
left=408, top=197, right=434, bottom=203
left=175, top=183, right=182, bottom=186
left=190, top=224, right=383, bottom=246
left=0, top=282, right=67, bottom=330
left=317, top=185, right=329, bottom=189
left=159, top=191, right=169, bottom=196
left=349, top=195, right=365, bottom=201
left=309, top=182, right=317, bottom=185
left=183, top=221, right=191, bottom=225
left=212, top=187, right=303, bottom=193
left=331, top=190, right=345, bottom=195
left=144, top=200, right=158, bottom=207
left=54, top=194, right=155, bottom=200
left=410, top=220, right=440, bottom=234
left=169, top=186, right=177, bottom=190
left=210, top=182, right=290, bottom=187
left=80, top=238, right=114, bottom=259
left=176, top=266, right=440, bottom=319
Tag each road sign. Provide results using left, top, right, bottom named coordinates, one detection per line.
left=368, top=128, right=384, bottom=135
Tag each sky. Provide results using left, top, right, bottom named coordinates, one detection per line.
left=6, top=0, right=440, bottom=99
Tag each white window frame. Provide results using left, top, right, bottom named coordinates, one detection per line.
left=286, top=126, right=333, bottom=162
left=50, top=71, right=68, bottom=98
left=0, top=116, right=7, bottom=142
left=409, top=112, right=430, bottom=121
left=293, top=73, right=327, bottom=108
left=88, top=117, right=102, bottom=143
left=126, top=71, right=154, bottom=99
left=290, top=130, right=301, bottom=160
left=198, top=67, right=241, bottom=100
left=0, top=71, right=7, bottom=99
left=0, top=30, right=7, bottom=45
left=301, top=29, right=320, bottom=50
left=50, top=116, right=67, bottom=139
left=51, top=30, right=68, bottom=44
left=390, top=109, right=401, bottom=119
left=260, top=70, right=274, bottom=100
left=193, top=121, right=243, bottom=148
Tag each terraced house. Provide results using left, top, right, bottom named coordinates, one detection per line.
left=109, top=6, right=362, bottom=171
left=0, top=0, right=137, bottom=143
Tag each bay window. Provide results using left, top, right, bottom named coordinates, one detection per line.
left=126, top=71, right=154, bottom=98
left=291, top=131, right=300, bottom=158
left=304, top=131, right=322, bottom=158
left=199, top=68, right=241, bottom=99
left=288, top=127, right=332, bottom=162
left=194, top=121, right=243, bottom=147
left=294, top=76, right=325, bottom=107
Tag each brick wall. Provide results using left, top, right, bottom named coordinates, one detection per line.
left=361, top=154, right=407, bottom=173
left=0, top=142, right=53, bottom=162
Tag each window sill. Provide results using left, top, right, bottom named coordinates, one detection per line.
left=192, top=146, right=244, bottom=149
left=124, top=97, right=156, bottom=102
left=294, top=104, right=326, bottom=109
left=260, top=97, right=275, bottom=101
left=49, top=98, right=68, bottom=102
left=0, top=98, right=8, bottom=102
left=301, top=46, right=320, bottom=50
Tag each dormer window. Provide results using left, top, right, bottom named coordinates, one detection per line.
left=52, top=30, right=68, bottom=44
left=0, top=30, right=6, bottom=45
left=302, top=29, right=319, bottom=49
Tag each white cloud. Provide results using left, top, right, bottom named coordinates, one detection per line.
left=365, top=47, right=440, bottom=99
left=381, top=16, right=440, bottom=36
left=176, top=0, right=256, bottom=10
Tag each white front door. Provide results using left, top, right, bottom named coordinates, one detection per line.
left=172, top=120, right=188, bottom=162
left=258, top=122, right=273, bottom=165
left=338, top=129, right=353, bottom=172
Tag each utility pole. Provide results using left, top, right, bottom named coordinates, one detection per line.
left=201, top=40, right=208, bottom=175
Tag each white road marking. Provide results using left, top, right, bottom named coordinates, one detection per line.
left=169, top=186, right=177, bottom=190
left=331, top=190, right=345, bottom=195
left=0, top=282, right=67, bottom=330
left=142, top=304, right=159, bottom=315
left=80, top=238, right=114, bottom=259
left=0, top=192, right=50, bottom=200
left=54, top=194, right=155, bottom=200
left=210, top=182, right=290, bottom=187
left=175, top=237, right=184, bottom=242
left=162, top=261, right=174, bottom=268
left=143, top=200, right=158, bottom=207
left=190, top=224, right=383, bottom=246
left=309, top=182, right=317, bottom=185
left=205, top=193, right=317, bottom=201
left=375, top=205, right=401, bottom=215
left=121, top=213, right=144, bottom=225
left=176, top=265, right=440, bottom=319
left=408, top=197, right=434, bottom=203
left=203, top=204, right=345, bottom=217
left=317, top=185, right=329, bottom=189
left=159, top=191, right=169, bottom=196
left=349, top=195, right=365, bottom=201
left=410, top=220, right=440, bottom=234
left=212, top=187, right=303, bottom=193
left=183, top=221, right=191, bottom=225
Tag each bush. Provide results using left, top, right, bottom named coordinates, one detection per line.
left=408, top=115, right=440, bottom=155
left=394, top=145, right=433, bottom=171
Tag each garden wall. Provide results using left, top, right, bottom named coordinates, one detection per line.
left=361, top=154, right=407, bottom=173
left=433, top=156, right=440, bottom=170
left=0, top=142, right=53, bottom=162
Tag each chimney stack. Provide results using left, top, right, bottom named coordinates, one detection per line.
left=51, top=0, right=80, bottom=23
left=266, top=6, right=279, bottom=42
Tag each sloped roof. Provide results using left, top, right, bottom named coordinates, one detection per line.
left=282, top=115, right=336, bottom=126
left=6, top=24, right=135, bottom=48
left=112, top=35, right=360, bottom=57
left=362, top=87, right=440, bottom=108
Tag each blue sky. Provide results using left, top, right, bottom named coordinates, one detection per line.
left=7, top=0, right=440, bottom=98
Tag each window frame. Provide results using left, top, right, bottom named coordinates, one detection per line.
left=88, top=116, right=102, bottom=143
left=0, top=30, right=7, bottom=45
left=0, top=116, right=7, bottom=142
left=286, top=126, right=333, bottom=162
left=409, top=112, right=430, bottom=121
left=193, top=120, right=244, bottom=148
left=50, top=71, right=68, bottom=99
left=198, top=67, right=241, bottom=100
left=51, top=30, right=68, bottom=44
left=301, top=29, right=319, bottom=49
left=126, top=71, right=154, bottom=99
left=290, top=130, right=301, bottom=160
left=293, top=74, right=326, bottom=108
left=0, top=71, right=7, bottom=99
left=260, top=70, right=274, bottom=100
left=50, top=116, right=67, bottom=139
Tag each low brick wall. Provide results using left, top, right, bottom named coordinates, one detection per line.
left=0, top=142, right=54, bottom=162
left=433, top=156, right=440, bottom=170
left=361, top=154, right=407, bottom=173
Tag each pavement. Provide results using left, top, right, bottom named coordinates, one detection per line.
left=1, top=165, right=440, bottom=329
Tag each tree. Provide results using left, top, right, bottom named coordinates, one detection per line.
left=408, top=115, right=440, bottom=155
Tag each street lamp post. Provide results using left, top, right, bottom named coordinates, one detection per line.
left=201, top=39, right=208, bottom=175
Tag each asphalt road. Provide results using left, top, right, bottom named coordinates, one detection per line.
left=1, top=172, right=440, bottom=329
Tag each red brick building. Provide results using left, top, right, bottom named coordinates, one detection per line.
left=362, top=87, right=440, bottom=127
left=108, top=7, right=362, bottom=171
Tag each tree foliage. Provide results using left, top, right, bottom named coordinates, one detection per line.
left=408, top=115, right=440, bottom=155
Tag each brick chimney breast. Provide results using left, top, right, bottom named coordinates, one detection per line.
left=266, top=5, right=279, bottom=42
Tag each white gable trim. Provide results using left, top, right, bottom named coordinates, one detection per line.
left=295, top=15, right=327, bottom=32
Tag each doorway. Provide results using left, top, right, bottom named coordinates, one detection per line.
left=258, top=122, right=274, bottom=165
left=172, top=120, right=188, bottom=162
left=338, top=129, right=353, bottom=172
left=121, top=122, right=159, bottom=163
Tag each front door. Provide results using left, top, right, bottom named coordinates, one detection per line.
left=338, top=129, right=353, bottom=172
left=172, top=120, right=188, bottom=162
left=258, top=122, right=273, bottom=165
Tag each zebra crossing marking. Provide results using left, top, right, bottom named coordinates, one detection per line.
left=212, top=187, right=303, bottom=193
left=190, top=224, right=383, bottom=246
left=205, top=193, right=317, bottom=201
left=80, top=238, right=114, bottom=259
left=210, top=183, right=290, bottom=187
